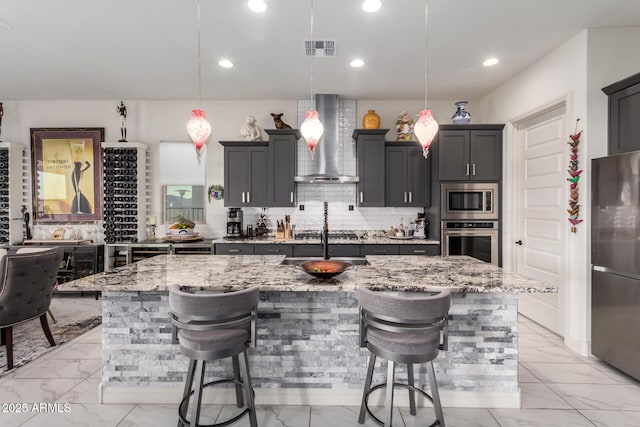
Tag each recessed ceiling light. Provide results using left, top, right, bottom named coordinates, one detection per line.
left=483, top=57, right=500, bottom=67
left=247, top=0, right=267, bottom=13
left=219, top=59, right=234, bottom=68
left=0, top=18, right=14, bottom=30
left=350, top=59, right=365, bottom=68
left=362, top=0, right=382, bottom=13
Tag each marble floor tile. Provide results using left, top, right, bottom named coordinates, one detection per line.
left=12, top=358, right=102, bottom=379
left=518, top=314, right=534, bottom=324
left=56, top=378, right=101, bottom=404
left=310, top=405, right=402, bottom=427
left=519, top=383, right=572, bottom=409
left=579, top=409, right=640, bottom=427
left=216, top=405, right=310, bottom=427
left=518, top=364, right=541, bottom=383
left=400, top=407, right=499, bottom=427
left=90, top=367, right=102, bottom=379
left=547, top=383, right=640, bottom=411
left=489, top=408, right=595, bottom=427
left=0, top=378, right=83, bottom=403
left=76, top=328, right=102, bottom=344
left=0, top=409, right=38, bottom=426
left=522, top=362, right=618, bottom=384
left=518, top=345, right=584, bottom=364
left=591, top=362, right=640, bottom=385
left=21, top=403, right=134, bottom=427
left=119, top=404, right=222, bottom=427
left=49, top=343, right=102, bottom=360
left=517, top=333, right=556, bottom=347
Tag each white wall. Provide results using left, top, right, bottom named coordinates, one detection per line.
left=476, top=26, right=640, bottom=355
left=2, top=97, right=466, bottom=239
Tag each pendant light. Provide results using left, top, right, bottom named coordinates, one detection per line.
left=413, top=0, right=438, bottom=159
left=186, top=0, right=211, bottom=162
left=300, top=0, right=324, bottom=159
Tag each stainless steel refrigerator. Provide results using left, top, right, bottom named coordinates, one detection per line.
left=591, top=151, right=640, bottom=381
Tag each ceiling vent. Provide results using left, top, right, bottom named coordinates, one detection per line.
left=304, top=39, right=336, bottom=57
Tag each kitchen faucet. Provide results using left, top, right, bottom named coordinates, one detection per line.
left=321, top=201, right=330, bottom=260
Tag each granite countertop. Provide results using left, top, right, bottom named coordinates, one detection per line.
left=62, top=255, right=556, bottom=294
left=215, top=237, right=440, bottom=245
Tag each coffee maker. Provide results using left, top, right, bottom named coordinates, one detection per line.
left=226, top=208, right=243, bottom=238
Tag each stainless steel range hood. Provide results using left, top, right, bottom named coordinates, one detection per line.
left=294, top=94, right=359, bottom=184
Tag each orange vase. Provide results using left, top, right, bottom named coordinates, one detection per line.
left=362, top=110, right=381, bottom=129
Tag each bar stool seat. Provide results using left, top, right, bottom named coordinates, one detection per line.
left=169, top=284, right=259, bottom=427
left=356, top=287, right=451, bottom=427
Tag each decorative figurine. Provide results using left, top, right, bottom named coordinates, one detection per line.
left=116, top=101, right=127, bottom=142
left=395, top=111, right=414, bottom=141
left=271, top=113, right=292, bottom=129
left=567, top=119, right=583, bottom=233
left=239, top=116, right=263, bottom=141
left=452, top=101, right=471, bottom=124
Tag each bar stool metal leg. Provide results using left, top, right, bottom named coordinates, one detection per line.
left=189, top=360, right=206, bottom=427
left=407, top=363, right=416, bottom=416
left=178, top=359, right=197, bottom=427
left=359, top=354, right=376, bottom=424
left=239, top=350, right=258, bottom=427
left=427, top=361, right=445, bottom=427
left=232, top=355, right=244, bottom=408
left=385, top=360, right=395, bottom=427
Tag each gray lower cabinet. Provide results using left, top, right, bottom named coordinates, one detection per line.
left=215, top=243, right=255, bottom=255
left=254, top=244, right=293, bottom=257
left=385, top=142, right=431, bottom=207
left=361, top=245, right=400, bottom=255
left=438, top=125, right=503, bottom=182
left=397, top=245, right=440, bottom=256
left=266, top=129, right=300, bottom=207
left=220, top=141, right=269, bottom=207
left=354, top=129, right=388, bottom=207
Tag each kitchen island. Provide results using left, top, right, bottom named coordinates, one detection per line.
left=64, top=255, right=555, bottom=408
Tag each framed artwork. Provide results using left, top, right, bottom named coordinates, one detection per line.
left=30, top=128, right=104, bottom=223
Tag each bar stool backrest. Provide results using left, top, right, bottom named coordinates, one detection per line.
left=356, top=287, right=451, bottom=350
left=168, top=285, right=259, bottom=347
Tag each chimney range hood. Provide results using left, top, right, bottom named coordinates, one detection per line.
left=294, top=94, right=359, bottom=184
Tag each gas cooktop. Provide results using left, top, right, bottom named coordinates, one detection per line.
left=294, top=232, right=359, bottom=241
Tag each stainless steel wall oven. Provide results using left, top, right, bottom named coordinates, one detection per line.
left=441, top=221, right=499, bottom=265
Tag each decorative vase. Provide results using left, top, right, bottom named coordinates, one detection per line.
left=452, top=101, right=471, bottom=125
left=362, top=110, right=381, bottom=129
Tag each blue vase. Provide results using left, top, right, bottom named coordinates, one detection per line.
left=452, top=101, right=471, bottom=124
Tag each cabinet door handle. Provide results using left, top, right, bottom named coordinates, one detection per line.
left=466, top=164, right=470, bottom=176
left=242, top=192, right=245, bottom=203
left=413, top=249, right=426, bottom=254
left=290, top=192, right=294, bottom=203
left=472, top=164, right=476, bottom=176
left=228, top=249, right=240, bottom=253
left=360, top=192, right=364, bottom=203
left=404, top=192, right=408, bottom=203
left=247, top=192, right=251, bottom=203
left=408, top=192, right=412, bottom=204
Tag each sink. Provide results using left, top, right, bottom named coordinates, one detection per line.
left=281, top=257, right=370, bottom=266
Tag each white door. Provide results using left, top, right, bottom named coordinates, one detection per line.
left=515, top=105, right=566, bottom=335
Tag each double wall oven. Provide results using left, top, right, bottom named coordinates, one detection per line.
left=441, top=183, right=500, bottom=265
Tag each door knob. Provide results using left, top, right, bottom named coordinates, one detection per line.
left=515, top=240, right=523, bottom=246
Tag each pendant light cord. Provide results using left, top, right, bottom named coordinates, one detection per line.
left=197, top=0, right=203, bottom=107
left=424, top=0, right=429, bottom=110
left=309, top=0, right=315, bottom=104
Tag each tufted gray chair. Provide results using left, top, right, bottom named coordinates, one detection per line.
left=356, top=287, right=451, bottom=427
left=169, top=284, right=259, bottom=427
left=0, top=248, right=62, bottom=370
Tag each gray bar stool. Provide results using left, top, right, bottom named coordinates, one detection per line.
left=169, top=285, right=259, bottom=427
left=356, top=287, right=451, bottom=427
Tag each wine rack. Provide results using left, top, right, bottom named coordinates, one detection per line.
left=102, top=142, right=147, bottom=244
left=0, top=143, right=25, bottom=244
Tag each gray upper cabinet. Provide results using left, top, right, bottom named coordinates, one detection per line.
left=353, top=129, right=388, bottom=207
left=385, top=142, right=431, bottom=207
left=266, top=129, right=300, bottom=207
left=602, top=72, right=640, bottom=155
left=438, top=125, right=504, bottom=182
left=220, top=141, right=269, bottom=207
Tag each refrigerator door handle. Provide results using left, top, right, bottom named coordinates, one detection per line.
left=593, top=265, right=640, bottom=281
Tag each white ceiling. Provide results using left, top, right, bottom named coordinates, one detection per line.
left=1, top=0, right=640, bottom=101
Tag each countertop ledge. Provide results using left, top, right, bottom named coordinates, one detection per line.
left=63, top=255, right=556, bottom=294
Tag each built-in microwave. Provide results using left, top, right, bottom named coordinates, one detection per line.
left=441, top=183, right=499, bottom=220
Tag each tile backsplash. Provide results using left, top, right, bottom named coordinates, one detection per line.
left=242, top=99, right=427, bottom=233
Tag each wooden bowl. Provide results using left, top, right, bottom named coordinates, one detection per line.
left=299, top=260, right=352, bottom=279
